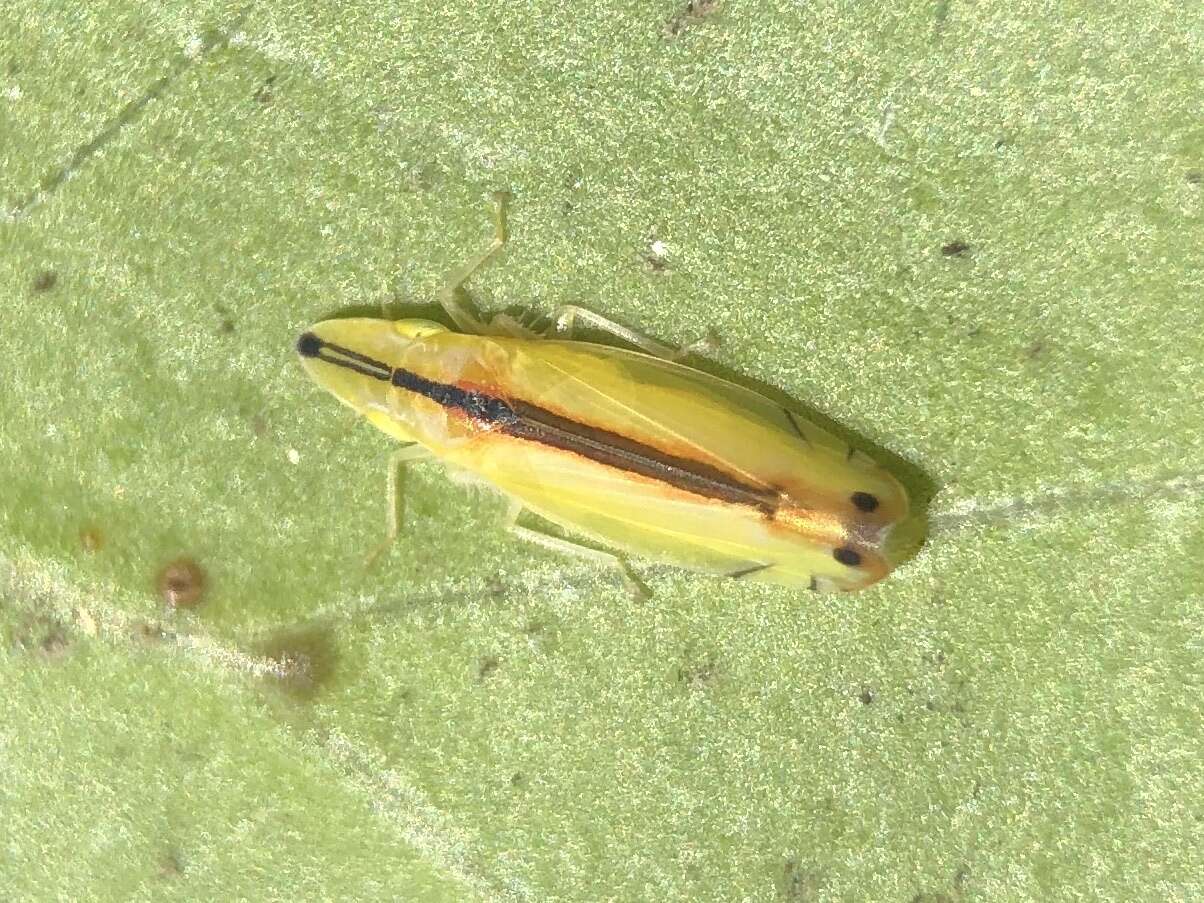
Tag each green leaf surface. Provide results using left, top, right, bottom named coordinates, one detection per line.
left=2, top=1, right=1201, bottom=899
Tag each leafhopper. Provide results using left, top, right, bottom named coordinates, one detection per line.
left=297, top=195, right=909, bottom=593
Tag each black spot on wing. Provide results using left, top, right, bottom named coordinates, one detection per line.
left=833, top=547, right=861, bottom=567
left=851, top=491, right=879, bottom=512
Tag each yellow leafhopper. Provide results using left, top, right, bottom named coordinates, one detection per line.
left=297, top=195, right=909, bottom=593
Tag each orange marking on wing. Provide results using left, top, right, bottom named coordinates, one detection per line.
left=769, top=504, right=848, bottom=548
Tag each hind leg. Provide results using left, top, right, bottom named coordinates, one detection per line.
left=549, top=305, right=718, bottom=361
left=502, top=499, right=645, bottom=598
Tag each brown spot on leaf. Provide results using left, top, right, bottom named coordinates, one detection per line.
left=255, top=625, right=338, bottom=701
left=11, top=614, right=71, bottom=661
left=779, top=859, right=821, bottom=901
left=79, top=527, right=104, bottom=553
left=665, top=0, right=719, bottom=37
left=643, top=252, right=670, bottom=273
left=252, top=75, right=276, bottom=105
left=133, top=621, right=169, bottom=645
left=156, top=558, right=207, bottom=609
left=156, top=850, right=183, bottom=878
left=676, top=652, right=718, bottom=691
left=39, top=624, right=70, bottom=659
left=477, top=654, right=501, bottom=680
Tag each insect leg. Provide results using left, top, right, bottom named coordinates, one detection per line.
left=486, top=312, right=541, bottom=338
left=365, top=443, right=434, bottom=567
left=548, top=305, right=719, bottom=361
left=436, top=191, right=510, bottom=334
left=502, top=499, right=646, bottom=598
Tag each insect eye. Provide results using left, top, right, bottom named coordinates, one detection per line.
left=833, top=547, right=862, bottom=567
left=850, top=491, right=879, bottom=512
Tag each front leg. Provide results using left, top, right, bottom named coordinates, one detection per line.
left=365, top=443, right=434, bottom=567
left=435, top=192, right=511, bottom=334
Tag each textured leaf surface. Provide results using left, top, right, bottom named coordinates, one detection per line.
left=2, top=1, right=1201, bottom=899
